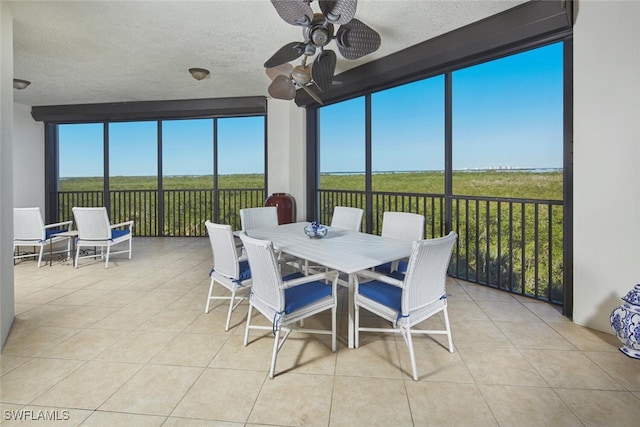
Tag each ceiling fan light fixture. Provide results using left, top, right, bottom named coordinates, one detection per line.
left=188, top=68, right=210, bottom=80
left=292, top=64, right=312, bottom=85
left=13, top=79, right=31, bottom=90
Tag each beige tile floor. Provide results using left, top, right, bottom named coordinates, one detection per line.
left=2, top=237, right=639, bottom=426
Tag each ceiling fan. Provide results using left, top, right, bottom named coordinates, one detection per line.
left=265, top=0, right=381, bottom=104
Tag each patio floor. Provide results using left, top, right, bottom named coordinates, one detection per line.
left=2, top=237, right=639, bottom=426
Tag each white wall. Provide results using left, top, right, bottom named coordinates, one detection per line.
left=266, top=98, right=306, bottom=221
left=572, top=0, right=640, bottom=331
left=13, top=103, right=44, bottom=209
left=0, top=3, right=15, bottom=348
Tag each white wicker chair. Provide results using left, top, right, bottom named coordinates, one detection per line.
left=13, top=207, right=73, bottom=268
left=204, top=220, right=252, bottom=331
left=330, top=206, right=363, bottom=231
left=375, top=211, right=425, bottom=274
left=71, top=207, right=133, bottom=268
left=354, top=231, right=457, bottom=381
left=304, top=205, right=365, bottom=277
left=240, top=206, right=279, bottom=230
left=240, top=205, right=301, bottom=270
left=239, top=232, right=339, bottom=379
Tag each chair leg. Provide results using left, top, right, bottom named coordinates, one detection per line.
left=225, top=288, right=236, bottom=332
left=244, top=304, right=253, bottom=347
left=128, top=238, right=132, bottom=259
left=74, top=245, right=80, bottom=268
left=105, top=245, right=111, bottom=268
left=204, top=277, right=215, bottom=314
left=354, top=304, right=360, bottom=348
left=443, top=307, right=454, bottom=353
left=37, top=246, right=44, bottom=268
left=331, top=304, right=337, bottom=352
left=269, top=328, right=281, bottom=379
left=405, top=327, right=419, bottom=381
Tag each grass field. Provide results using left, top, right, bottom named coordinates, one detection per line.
left=61, top=170, right=563, bottom=200
left=322, top=170, right=562, bottom=200
left=60, top=174, right=266, bottom=191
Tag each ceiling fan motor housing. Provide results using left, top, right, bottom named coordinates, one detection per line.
left=304, top=13, right=334, bottom=47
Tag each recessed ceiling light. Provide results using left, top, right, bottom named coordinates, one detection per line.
left=13, top=79, right=31, bottom=90
left=188, top=68, right=210, bottom=81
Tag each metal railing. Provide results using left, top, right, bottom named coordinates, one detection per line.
left=318, top=189, right=564, bottom=305
left=55, top=188, right=266, bottom=237
left=54, top=187, right=564, bottom=305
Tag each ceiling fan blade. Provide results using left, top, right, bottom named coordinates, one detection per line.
left=270, top=0, right=313, bottom=26
left=319, top=0, right=357, bottom=25
left=302, top=85, right=323, bottom=105
left=335, top=18, right=381, bottom=60
left=264, top=42, right=306, bottom=68
left=311, top=50, right=337, bottom=92
left=268, top=75, right=296, bottom=100
left=266, top=63, right=294, bottom=81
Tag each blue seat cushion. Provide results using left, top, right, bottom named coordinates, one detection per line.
left=45, top=228, right=67, bottom=239
left=358, top=280, right=402, bottom=312
left=238, top=260, right=251, bottom=281
left=111, top=229, right=131, bottom=239
left=374, top=260, right=409, bottom=275
left=282, top=272, right=306, bottom=281
left=213, top=260, right=251, bottom=284
left=282, top=272, right=332, bottom=314
left=396, top=260, right=408, bottom=273
left=374, top=262, right=393, bottom=274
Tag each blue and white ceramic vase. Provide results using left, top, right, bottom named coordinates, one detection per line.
left=610, top=284, right=640, bottom=359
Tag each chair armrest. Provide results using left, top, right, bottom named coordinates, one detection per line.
left=111, top=220, right=134, bottom=229
left=44, top=220, right=73, bottom=230
left=355, top=268, right=404, bottom=287
left=282, top=270, right=339, bottom=289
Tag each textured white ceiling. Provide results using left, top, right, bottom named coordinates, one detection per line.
left=9, top=0, right=524, bottom=107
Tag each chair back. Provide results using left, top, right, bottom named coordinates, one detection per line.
left=402, top=232, right=457, bottom=313
left=330, top=206, right=363, bottom=231
left=381, top=212, right=425, bottom=242
left=14, top=208, right=45, bottom=240
left=240, top=206, right=279, bottom=231
left=239, top=233, right=284, bottom=313
left=72, top=207, right=112, bottom=240
left=205, top=221, right=242, bottom=279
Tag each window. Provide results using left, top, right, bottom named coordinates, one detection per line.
left=217, top=116, right=265, bottom=189
left=162, top=119, right=214, bottom=189
left=371, top=77, right=445, bottom=193
left=318, top=97, right=366, bottom=191
left=452, top=43, right=564, bottom=199
left=58, top=123, right=104, bottom=191
left=312, top=41, right=566, bottom=305
left=109, top=121, right=158, bottom=190
left=51, top=115, right=266, bottom=236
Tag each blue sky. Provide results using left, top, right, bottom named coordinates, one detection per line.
left=320, top=41, right=563, bottom=173
left=59, top=116, right=265, bottom=177
left=59, top=42, right=563, bottom=177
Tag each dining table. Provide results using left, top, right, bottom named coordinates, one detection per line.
left=242, top=221, right=412, bottom=348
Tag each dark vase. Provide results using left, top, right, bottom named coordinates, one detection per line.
left=265, top=193, right=296, bottom=225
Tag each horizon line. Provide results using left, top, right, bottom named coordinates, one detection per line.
left=60, top=167, right=563, bottom=179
